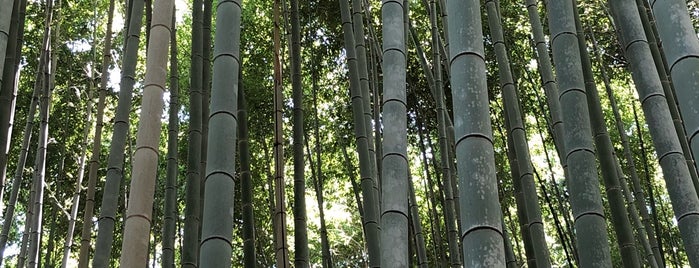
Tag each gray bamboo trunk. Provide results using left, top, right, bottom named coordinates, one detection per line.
left=200, top=0, right=211, bottom=201
left=197, top=0, right=241, bottom=266
left=239, top=78, right=256, bottom=267
left=649, top=0, right=699, bottom=201
left=485, top=1, right=551, bottom=266
left=380, top=1, right=408, bottom=267
left=0, top=0, right=16, bottom=200
left=161, top=6, right=179, bottom=267
left=447, top=0, right=505, bottom=266
left=182, top=0, right=203, bottom=265
left=573, top=4, right=641, bottom=267
left=338, top=0, right=380, bottom=265
left=290, top=0, right=309, bottom=266
left=610, top=0, right=699, bottom=265
left=90, top=0, right=146, bottom=265
left=117, top=0, right=174, bottom=264
left=0, top=0, right=13, bottom=89
left=546, top=0, right=613, bottom=266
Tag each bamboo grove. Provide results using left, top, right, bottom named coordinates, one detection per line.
left=0, top=0, right=698, bottom=266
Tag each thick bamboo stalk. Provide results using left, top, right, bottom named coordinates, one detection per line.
left=447, top=0, right=505, bottom=265
left=547, top=0, right=613, bottom=266
left=117, top=0, right=174, bottom=263
left=380, top=0, right=409, bottom=266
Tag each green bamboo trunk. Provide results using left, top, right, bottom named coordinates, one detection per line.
left=91, top=0, right=146, bottom=265
left=182, top=0, right=204, bottom=265
left=290, top=0, right=309, bottom=266
left=198, top=0, right=242, bottom=266
left=649, top=0, right=699, bottom=201
left=590, top=30, right=664, bottom=268
left=238, top=82, right=256, bottom=267
left=161, top=6, right=179, bottom=267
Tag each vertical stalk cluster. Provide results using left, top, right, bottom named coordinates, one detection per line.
left=573, top=3, right=641, bottom=267
left=485, top=1, right=551, bottom=266
left=338, top=0, right=380, bottom=265
left=26, top=0, right=57, bottom=264
left=426, top=0, right=460, bottom=264
left=64, top=0, right=114, bottom=266
left=611, top=0, right=699, bottom=265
